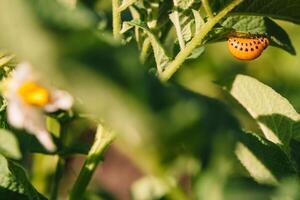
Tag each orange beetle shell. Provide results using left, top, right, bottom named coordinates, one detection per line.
left=227, top=36, right=269, bottom=60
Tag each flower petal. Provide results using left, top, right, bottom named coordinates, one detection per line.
left=7, top=100, right=25, bottom=129
left=9, top=62, right=35, bottom=91
left=44, top=90, right=73, bottom=112
left=22, top=106, right=56, bottom=151
left=35, top=130, right=56, bottom=152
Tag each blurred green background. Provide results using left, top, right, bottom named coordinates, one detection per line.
left=1, top=0, right=300, bottom=200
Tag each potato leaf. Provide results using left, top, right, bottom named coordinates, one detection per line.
left=211, top=0, right=300, bottom=24
left=227, top=75, right=300, bottom=148
left=125, top=20, right=171, bottom=72
left=0, top=129, right=21, bottom=160
left=0, top=154, right=47, bottom=200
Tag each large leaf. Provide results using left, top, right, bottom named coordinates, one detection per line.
left=222, top=16, right=296, bottom=55
left=228, top=75, right=300, bottom=147
left=234, top=0, right=300, bottom=24
left=235, top=131, right=296, bottom=185
left=0, top=129, right=21, bottom=160
left=0, top=154, right=47, bottom=200
left=211, top=0, right=300, bottom=24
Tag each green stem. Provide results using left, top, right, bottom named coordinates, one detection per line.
left=68, top=125, right=115, bottom=200
left=50, top=157, right=65, bottom=200
left=112, top=0, right=121, bottom=40
left=202, top=0, right=214, bottom=19
left=160, top=0, right=242, bottom=81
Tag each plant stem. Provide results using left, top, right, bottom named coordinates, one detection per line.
left=50, top=157, right=65, bottom=200
left=68, top=125, right=115, bottom=200
left=202, top=0, right=214, bottom=19
left=49, top=117, right=65, bottom=200
left=112, top=0, right=121, bottom=40
left=160, top=0, right=242, bottom=81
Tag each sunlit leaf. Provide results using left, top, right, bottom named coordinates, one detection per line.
left=0, top=154, right=47, bottom=200
left=0, top=129, right=21, bottom=160
left=228, top=75, right=300, bottom=147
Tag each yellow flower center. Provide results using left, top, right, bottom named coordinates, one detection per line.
left=18, top=81, right=50, bottom=106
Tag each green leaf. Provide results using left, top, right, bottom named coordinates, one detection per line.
left=235, top=131, right=296, bottom=185
left=169, top=8, right=204, bottom=50
left=192, top=9, right=205, bottom=34
left=169, top=10, right=192, bottom=49
left=176, top=0, right=196, bottom=10
left=234, top=0, right=300, bottom=24
left=0, top=154, right=47, bottom=200
left=228, top=75, right=300, bottom=147
left=186, top=46, right=205, bottom=60
left=211, top=0, right=300, bottom=24
left=118, top=0, right=138, bottom=12
left=222, top=16, right=296, bottom=55
left=0, top=129, right=21, bottom=160
left=125, top=20, right=171, bottom=72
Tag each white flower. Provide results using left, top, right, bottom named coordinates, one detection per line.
left=4, top=62, right=73, bottom=152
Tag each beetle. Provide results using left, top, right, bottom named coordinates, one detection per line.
left=227, top=34, right=269, bottom=60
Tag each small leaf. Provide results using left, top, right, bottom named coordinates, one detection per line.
left=169, top=6, right=203, bottom=50
left=186, top=46, right=205, bottom=60
left=222, top=16, right=296, bottom=55
left=118, top=0, right=138, bottom=12
left=0, top=154, right=47, bottom=200
left=235, top=132, right=296, bottom=185
left=176, top=0, right=195, bottom=10
left=0, top=129, right=21, bottom=160
left=192, top=9, right=204, bottom=34
left=228, top=75, right=300, bottom=147
left=125, top=20, right=171, bottom=72
left=169, top=11, right=191, bottom=49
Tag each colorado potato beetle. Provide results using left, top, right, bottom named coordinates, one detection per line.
left=227, top=34, right=269, bottom=61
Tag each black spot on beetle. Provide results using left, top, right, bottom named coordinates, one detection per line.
left=235, top=46, right=238, bottom=48
left=250, top=42, right=252, bottom=45
left=251, top=48, right=254, bottom=51
left=240, top=48, right=243, bottom=51
left=253, top=41, right=256, bottom=44
left=256, top=46, right=258, bottom=49
left=245, top=48, right=248, bottom=51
